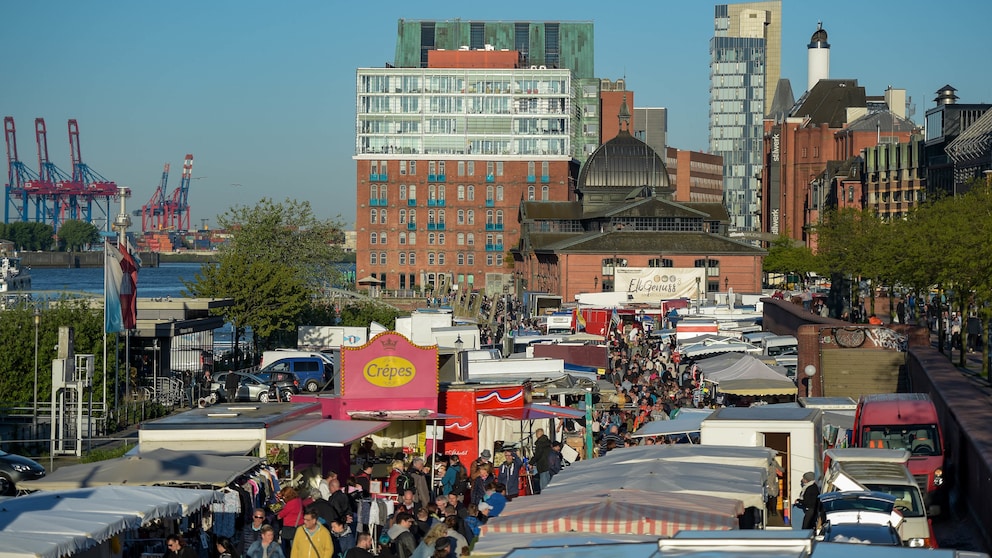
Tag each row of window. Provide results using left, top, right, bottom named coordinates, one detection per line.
left=369, top=232, right=504, bottom=246
left=601, top=258, right=720, bottom=275
left=369, top=160, right=551, bottom=177
left=369, top=252, right=503, bottom=267
left=370, top=208, right=506, bottom=225
left=370, top=184, right=552, bottom=202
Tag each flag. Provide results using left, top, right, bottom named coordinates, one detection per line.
left=610, top=308, right=620, bottom=331
left=104, top=240, right=124, bottom=333
left=575, top=309, right=587, bottom=331
left=104, top=238, right=139, bottom=333
left=119, top=237, right=139, bottom=330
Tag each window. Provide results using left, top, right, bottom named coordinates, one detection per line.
left=486, top=210, right=494, bottom=224
left=467, top=233, right=475, bottom=245
left=399, top=184, right=407, bottom=200
left=400, top=160, right=407, bottom=175
left=694, top=259, right=721, bottom=277
left=429, top=161, right=436, bottom=175
left=496, top=234, right=503, bottom=246
left=380, top=252, right=386, bottom=265
left=541, top=161, right=549, bottom=176
left=438, top=233, right=445, bottom=245
left=428, top=209, right=436, bottom=224
left=429, top=185, right=437, bottom=201
left=457, top=253, right=465, bottom=265
left=370, top=209, right=377, bottom=223
left=496, top=210, right=504, bottom=224
left=409, top=161, right=416, bottom=175
left=370, top=252, right=378, bottom=265
left=409, top=252, right=416, bottom=265
left=428, top=233, right=436, bottom=245
left=457, top=210, right=465, bottom=224
left=457, top=233, right=465, bottom=245
left=467, top=161, right=474, bottom=175
left=428, top=252, right=436, bottom=265
left=370, top=161, right=378, bottom=175
left=380, top=210, right=387, bottom=224
left=399, top=209, right=407, bottom=224
left=650, top=257, right=673, bottom=268
left=528, top=185, right=535, bottom=200
left=438, top=161, right=445, bottom=176
left=486, top=233, right=494, bottom=245
left=486, top=254, right=494, bottom=266
left=370, top=232, right=378, bottom=245
left=487, top=185, right=494, bottom=201
left=457, top=161, right=465, bottom=176
left=438, top=252, right=446, bottom=265
left=496, top=185, right=504, bottom=201
left=399, top=252, right=406, bottom=265
left=528, top=161, right=535, bottom=175
left=438, top=185, right=445, bottom=201
left=370, top=184, right=378, bottom=199
left=399, top=232, right=407, bottom=245
left=468, top=210, right=475, bottom=225
left=487, top=161, right=494, bottom=176
left=380, top=232, right=387, bottom=245
left=408, top=232, right=416, bottom=245
left=467, top=253, right=475, bottom=265
left=438, top=209, right=445, bottom=224
left=467, top=185, right=475, bottom=201
left=496, top=161, right=503, bottom=176
left=542, top=185, right=549, bottom=200
left=409, top=185, right=416, bottom=200
left=457, top=185, right=465, bottom=200
left=380, top=160, right=387, bottom=176
left=409, top=209, right=416, bottom=224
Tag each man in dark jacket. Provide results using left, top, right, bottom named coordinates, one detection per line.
left=532, top=428, right=551, bottom=494
left=496, top=449, right=523, bottom=499
left=799, top=471, right=821, bottom=530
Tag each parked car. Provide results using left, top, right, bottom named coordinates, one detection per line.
left=210, top=372, right=291, bottom=403
left=258, top=371, right=300, bottom=402
left=257, top=357, right=330, bottom=393
left=0, top=449, right=46, bottom=495
left=817, top=491, right=903, bottom=547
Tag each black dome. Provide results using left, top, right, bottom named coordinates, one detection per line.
left=577, top=130, right=670, bottom=191
left=809, top=22, right=829, bottom=46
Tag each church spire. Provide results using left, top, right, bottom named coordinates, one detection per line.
left=618, top=91, right=631, bottom=131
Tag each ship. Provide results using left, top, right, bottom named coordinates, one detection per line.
left=0, top=256, right=31, bottom=292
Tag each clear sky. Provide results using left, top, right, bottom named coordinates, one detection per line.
left=2, top=0, right=990, bottom=230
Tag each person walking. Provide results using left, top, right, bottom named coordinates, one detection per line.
left=246, top=525, right=286, bottom=558
left=532, top=428, right=551, bottom=494
left=291, top=510, right=333, bottom=558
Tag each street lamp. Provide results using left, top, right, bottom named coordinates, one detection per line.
left=695, top=276, right=702, bottom=308
left=33, top=307, right=40, bottom=424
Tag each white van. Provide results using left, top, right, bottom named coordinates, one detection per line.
left=822, top=448, right=934, bottom=548
left=762, top=335, right=798, bottom=357
left=261, top=349, right=336, bottom=372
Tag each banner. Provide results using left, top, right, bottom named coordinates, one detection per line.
left=104, top=240, right=124, bottom=334
left=613, top=268, right=706, bottom=302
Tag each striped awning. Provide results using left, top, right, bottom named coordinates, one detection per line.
left=480, top=489, right=742, bottom=537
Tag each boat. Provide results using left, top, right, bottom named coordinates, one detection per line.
left=0, top=256, right=31, bottom=292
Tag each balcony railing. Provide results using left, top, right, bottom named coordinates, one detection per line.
left=407, top=199, right=416, bottom=206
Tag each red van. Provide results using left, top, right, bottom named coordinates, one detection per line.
left=852, top=393, right=945, bottom=515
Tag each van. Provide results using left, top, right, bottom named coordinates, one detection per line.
left=761, top=335, right=798, bottom=357
left=822, top=448, right=935, bottom=548
left=261, top=350, right=336, bottom=372
left=852, top=393, right=945, bottom=514
left=258, top=356, right=330, bottom=392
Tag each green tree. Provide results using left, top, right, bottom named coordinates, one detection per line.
left=57, top=220, right=100, bottom=252
left=184, top=198, right=347, bottom=351
left=0, top=222, right=55, bottom=251
left=762, top=235, right=817, bottom=286
left=338, top=300, right=401, bottom=330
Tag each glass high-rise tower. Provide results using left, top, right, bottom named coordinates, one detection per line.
left=709, top=1, right=781, bottom=233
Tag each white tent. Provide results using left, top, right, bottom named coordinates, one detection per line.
left=0, top=486, right=219, bottom=558
left=629, top=409, right=713, bottom=438
left=593, top=444, right=778, bottom=472
left=542, top=459, right=768, bottom=509
left=700, top=355, right=797, bottom=396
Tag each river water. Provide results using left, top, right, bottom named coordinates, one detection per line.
left=30, top=262, right=204, bottom=298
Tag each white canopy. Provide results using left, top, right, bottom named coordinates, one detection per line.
left=701, top=355, right=797, bottom=396
left=595, top=444, right=778, bottom=472
left=472, top=533, right=658, bottom=556
left=630, top=409, right=713, bottom=438
left=0, top=486, right=219, bottom=558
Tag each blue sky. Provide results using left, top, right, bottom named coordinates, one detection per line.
left=2, top=0, right=990, bottom=229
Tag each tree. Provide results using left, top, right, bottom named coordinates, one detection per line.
left=184, top=198, right=347, bottom=351
left=57, top=220, right=99, bottom=252
left=762, top=235, right=817, bottom=286
left=338, top=299, right=401, bottom=330
left=0, top=222, right=55, bottom=251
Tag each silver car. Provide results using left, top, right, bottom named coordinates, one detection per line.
left=210, top=372, right=277, bottom=403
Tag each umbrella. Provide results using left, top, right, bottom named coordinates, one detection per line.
left=481, top=489, right=743, bottom=537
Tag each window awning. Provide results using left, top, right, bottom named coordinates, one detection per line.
left=479, top=404, right=586, bottom=421
left=349, top=411, right=462, bottom=421
left=266, top=417, right=391, bottom=447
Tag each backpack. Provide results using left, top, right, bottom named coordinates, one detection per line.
left=395, top=471, right=413, bottom=495
left=454, top=464, right=469, bottom=493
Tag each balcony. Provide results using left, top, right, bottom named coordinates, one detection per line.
left=494, top=244, right=504, bottom=252
left=527, top=174, right=536, bottom=183
left=428, top=174, right=437, bottom=181
left=407, top=199, right=416, bottom=206
left=541, top=175, right=550, bottom=183
left=485, top=244, right=495, bottom=251
left=407, top=222, right=416, bottom=230
left=485, top=199, right=495, bottom=207
left=485, top=223, right=495, bottom=231
left=369, top=198, right=382, bottom=206
left=427, top=223, right=437, bottom=231
left=486, top=174, right=495, bottom=183
left=436, top=221, right=446, bottom=230
left=369, top=173, right=388, bottom=182
left=428, top=199, right=438, bottom=207
left=494, top=223, right=504, bottom=231
left=379, top=198, right=388, bottom=206
left=437, top=174, right=446, bottom=182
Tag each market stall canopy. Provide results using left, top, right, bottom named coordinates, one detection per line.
left=0, top=486, right=219, bottom=558
left=478, top=403, right=586, bottom=421
left=701, top=355, right=797, bottom=396
left=268, top=417, right=391, bottom=447
left=502, top=542, right=658, bottom=558
left=20, top=449, right=262, bottom=491
left=630, top=409, right=713, bottom=438
left=680, top=337, right=758, bottom=359
left=471, top=533, right=657, bottom=556
left=349, top=411, right=460, bottom=421
left=481, top=489, right=743, bottom=537
left=595, top=444, right=778, bottom=473
left=133, top=439, right=259, bottom=455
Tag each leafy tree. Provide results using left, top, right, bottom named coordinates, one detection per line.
left=338, top=299, right=401, bottom=330
left=0, top=222, right=55, bottom=251
left=184, top=198, right=347, bottom=351
left=57, top=220, right=100, bottom=252
left=762, top=235, right=817, bottom=285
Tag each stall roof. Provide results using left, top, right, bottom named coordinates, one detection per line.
left=349, top=411, right=461, bottom=421
left=717, top=377, right=797, bottom=396
left=705, top=407, right=819, bottom=422
left=479, top=403, right=586, bottom=421
left=20, top=449, right=262, bottom=491
left=267, top=417, right=391, bottom=447
left=140, top=402, right=320, bottom=430
left=630, top=409, right=714, bottom=438
left=501, top=542, right=658, bottom=558
left=134, top=439, right=260, bottom=455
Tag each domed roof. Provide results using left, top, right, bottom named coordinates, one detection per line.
left=577, top=130, right=671, bottom=192
left=809, top=22, right=829, bottom=45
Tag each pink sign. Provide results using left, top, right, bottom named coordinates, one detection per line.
left=341, top=332, right=439, bottom=404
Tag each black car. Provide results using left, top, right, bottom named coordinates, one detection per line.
left=0, top=449, right=46, bottom=495
left=259, top=371, right=300, bottom=402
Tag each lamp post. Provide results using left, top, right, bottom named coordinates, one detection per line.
left=695, top=276, right=702, bottom=310
left=454, top=335, right=464, bottom=382
left=33, top=307, right=40, bottom=426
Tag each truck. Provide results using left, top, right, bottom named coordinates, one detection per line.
left=852, top=393, right=945, bottom=515
left=821, top=448, right=935, bottom=548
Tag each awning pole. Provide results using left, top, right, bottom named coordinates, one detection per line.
left=430, top=419, right=437, bottom=490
